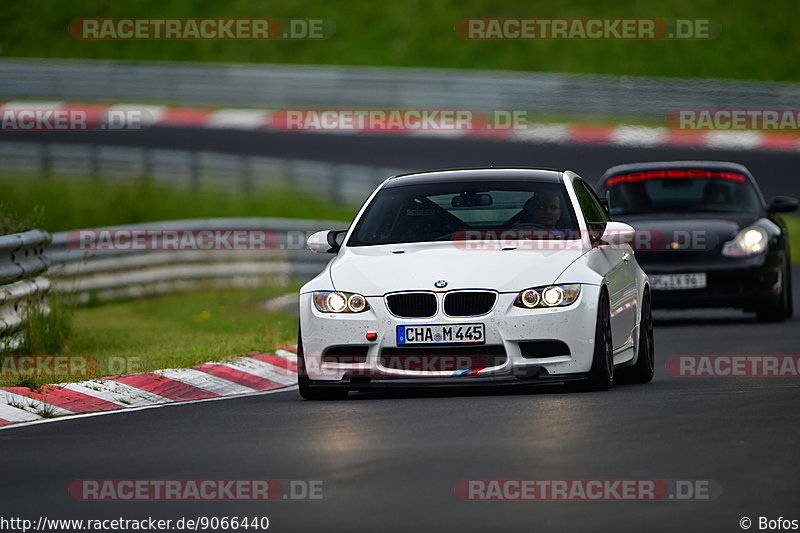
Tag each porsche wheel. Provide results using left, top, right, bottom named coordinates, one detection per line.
left=756, top=263, right=790, bottom=323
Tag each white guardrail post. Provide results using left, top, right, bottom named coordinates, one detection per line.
left=0, top=230, right=52, bottom=351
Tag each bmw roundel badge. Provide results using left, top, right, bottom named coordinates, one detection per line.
left=434, top=280, right=447, bottom=288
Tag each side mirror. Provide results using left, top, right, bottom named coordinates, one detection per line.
left=586, top=222, right=607, bottom=246
left=768, top=196, right=799, bottom=214
left=307, top=230, right=347, bottom=254
left=601, top=221, right=635, bottom=246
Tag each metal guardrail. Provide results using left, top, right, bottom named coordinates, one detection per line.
left=0, top=230, right=52, bottom=351
left=2, top=58, right=800, bottom=118
left=47, top=218, right=343, bottom=303
left=0, top=219, right=343, bottom=348
left=0, top=141, right=408, bottom=202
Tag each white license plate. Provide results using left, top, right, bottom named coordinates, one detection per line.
left=650, top=273, right=707, bottom=291
left=396, top=324, right=485, bottom=345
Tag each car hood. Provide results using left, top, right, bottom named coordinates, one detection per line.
left=329, top=242, right=585, bottom=295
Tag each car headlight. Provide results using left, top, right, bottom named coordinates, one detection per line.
left=514, top=284, right=581, bottom=309
left=313, top=291, right=370, bottom=313
left=722, top=226, right=768, bottom=257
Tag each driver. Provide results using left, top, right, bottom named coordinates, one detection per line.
left=621, top=182, right=652, bottom=213
left=518, top=191, right=562, bottom=229
left=703, top=181, right=730, bottom=206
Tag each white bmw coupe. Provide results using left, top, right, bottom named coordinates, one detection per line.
left=298, top=168, right=653, bottom=399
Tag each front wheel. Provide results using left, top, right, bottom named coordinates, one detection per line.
left=756, top=264, right=790, bottom=323
left=568, top=290, right=614, bottom=392
left=788, top=265, right=794, bottom=318
left=618, top=289, right=654, bottom=384
left=297, top=326, right=349, bottom=401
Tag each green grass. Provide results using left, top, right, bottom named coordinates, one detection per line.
left=0, top=175, right=357, bottom=232
left=0, top=201, right=44, bottom=234
left=14, top=293, right=75, bottom=357
left=3, top=0, right=799, bottom=81
left=785, top=215, right=800, bottom=262
left=0, top=285, right=299, bottom=388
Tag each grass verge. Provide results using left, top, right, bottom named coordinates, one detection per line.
left=16, top=293, right=75, bottom=357
left=0, top=201, right=44, bottom=234
left=0, top=175, right=357, bottom=232
left=0, top=285, right=299, bottom=388
left=785, top=216, right=800, bottom=263
left=4, top=0, right=799, bottom=81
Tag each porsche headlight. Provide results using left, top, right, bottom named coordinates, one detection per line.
left=313, top=291, right=370, bottom=313
left=722, top=226, right=768, bottom=257
left=514, top=284, right=581, bottom=309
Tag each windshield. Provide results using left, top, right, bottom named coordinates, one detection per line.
left=600, top=169, right=763, bottom=216
left=347, top=180, right=580, bottom=246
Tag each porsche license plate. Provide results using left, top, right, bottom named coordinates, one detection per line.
left=650, top=273, right=707, bottom=291
left=396, top=324, right=485, bottom=344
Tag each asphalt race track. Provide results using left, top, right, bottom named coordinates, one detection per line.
left=0, top=131, right=798, bottom=532
left=0, top=279, right=798, bottom=532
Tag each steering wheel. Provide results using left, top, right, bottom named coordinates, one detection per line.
left=511, top=221, right=550, bottom=231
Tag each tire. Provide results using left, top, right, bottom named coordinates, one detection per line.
left=756, top=264, right=790, bottom=323
left=618, top=289, right=654, bottom=384
left=297, top=326, right=349, bottom=401
left=568, top=290, right=614, bottom=392
left=787, top=265, right=794, bottom=319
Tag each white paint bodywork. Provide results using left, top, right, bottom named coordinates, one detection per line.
left=299, top=169, right=648, bottom=383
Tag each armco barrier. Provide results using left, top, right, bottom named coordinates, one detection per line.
left=2, top=58, right=800, bottom=118
left=46, top=218, right=343, bottom=303
left=0, top=141, right=407, bottom=203
left=0, top=230, right=52, bottom=350
left=1, top=219, right=342, bottom=346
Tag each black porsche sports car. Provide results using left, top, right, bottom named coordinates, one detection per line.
left=596, top=161, right=798, bottom=321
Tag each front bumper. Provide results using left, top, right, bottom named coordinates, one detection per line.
left=304, top=372, right=591, bottom=391
left=299, top=285, right=601, bottom=384
left=638, top=254, right=783, bottom=310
